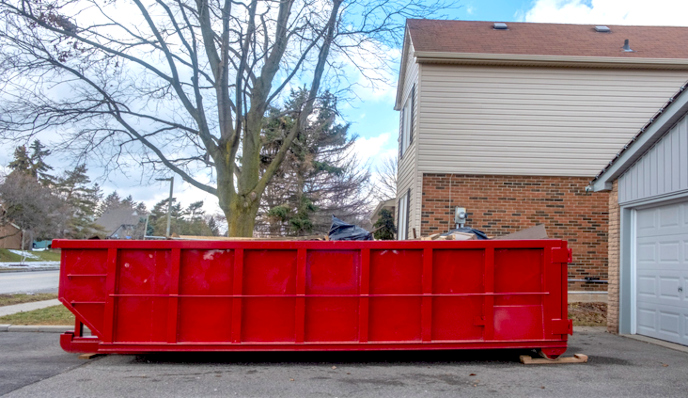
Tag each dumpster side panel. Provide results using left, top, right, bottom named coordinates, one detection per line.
left=431, top=249, right=485, bottom=341
left=56, top=240, right=572, bottom=354
left=368, top=249, right=423, bottom=342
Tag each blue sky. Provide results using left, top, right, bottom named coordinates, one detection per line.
left=4, top=0, right=688, bottom=216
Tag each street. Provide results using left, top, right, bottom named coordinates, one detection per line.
left=2, top=328, right=687, bottom=397
left=0, top=271, right=59, bottom=295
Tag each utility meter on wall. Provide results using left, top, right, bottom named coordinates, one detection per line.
left=454, top=207, right=467, bottom=229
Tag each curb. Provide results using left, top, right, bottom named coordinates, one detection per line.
left=0, top=324, right=72, bottom=333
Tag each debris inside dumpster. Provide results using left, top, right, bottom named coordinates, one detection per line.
left=328, top=216, right=373, bottom=241
left=440, top=227, right=489, bottom=240
left=494, top=224, right=548, bottom=240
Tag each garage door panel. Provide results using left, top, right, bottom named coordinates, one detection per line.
left=658, top=311, right=680, bottom=336
left=635, top=201, right=688, bottom=346
left=659, top=277, right=681, bottom=300
left=637, top=208, right=657, bottom=232
left=660, top=206, right=680, bottom=228
left=637, top=276, right=656, bottom=297
left=636, top=308, right=656, bottom=332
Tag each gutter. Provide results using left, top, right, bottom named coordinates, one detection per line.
left=589, top=80, right=688, bottom=192
left=414, top=51, right=688, bottom=70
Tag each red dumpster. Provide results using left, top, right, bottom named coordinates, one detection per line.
left=54, top=239, right=573, bottom=358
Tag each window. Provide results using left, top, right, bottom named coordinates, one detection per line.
left=397, top=189, right=410, bottom=240
left=400, top=85, right=414, bottom=158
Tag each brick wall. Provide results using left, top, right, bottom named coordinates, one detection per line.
left=607, top=180, right=620, bottom=333
left=422, top=174, right=609, bottom=291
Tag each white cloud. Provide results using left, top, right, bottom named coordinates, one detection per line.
left=525, top=0, right=688, bottom=26
left=349, top=132, right=393, bottom=166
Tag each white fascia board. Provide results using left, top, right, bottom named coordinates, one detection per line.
left=592, top=88, right=688, bottom=192
left=414, top=51, right=688, bottom=69
left=394, top=28, right=412, bottom=111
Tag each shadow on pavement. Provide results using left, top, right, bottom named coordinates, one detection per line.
left=133, top=348, right=539, bottom=366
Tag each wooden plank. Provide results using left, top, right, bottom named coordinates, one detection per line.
left=78, top=353, right=102, bottom=360
left=520, top=354, right=588, bottom=365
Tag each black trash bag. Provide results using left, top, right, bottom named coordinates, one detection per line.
left=440, top=227, right=489, bottom=240
left=328, top=216, right=373, bottom=241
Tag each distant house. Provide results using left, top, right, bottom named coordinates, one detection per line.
left=395, top=19, right=688, bottom=293
left=370, top=198, right=396, bottom=226
left=96, top=207, right=145, bottom=239
left=0, top=222, right=23, bottom=249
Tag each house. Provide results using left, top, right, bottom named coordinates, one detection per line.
left=95, top=207, right=145, bottom=239
left=395, top=20, right=688, bottom=294
left=370, top=198, right=396, bottom=226
left=591, top=83, right=688, bottom=346
left=0, top=222, right=23, bottom=249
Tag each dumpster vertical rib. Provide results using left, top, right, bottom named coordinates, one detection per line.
left=166, top=248, right=181, bottom=343
left=295, top=249, right=307, bottom=343
left=231, top=248, right=244, bottom=343
left=102, top=247, right=118, bottom=343
left=543, top=244, right=552, bottom=337
left=484, top=247, right=495, bottom=340
left=358, top=248, right=370, bottom=343
left=421, top=248, right=433, bottom=342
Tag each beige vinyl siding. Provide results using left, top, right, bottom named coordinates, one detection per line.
left=418, top=65, right=688, bottom=177
left=397, top=42, right=420, bottom=238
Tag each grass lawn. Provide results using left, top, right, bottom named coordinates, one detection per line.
left=0, top=305, right=74, bottom=325
left=0, top=249, right=61, bottom=262
left=0, top=293, right=58, bottom=307
left=569, top=302, right=607, bottom=327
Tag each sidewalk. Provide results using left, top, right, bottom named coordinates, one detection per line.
left=0, top=299, right=61, bottom=317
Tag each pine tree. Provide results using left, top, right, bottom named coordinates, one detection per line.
left=55, top=165, right=104, bottom=238
left=373, top=209, right=396, bottom=240
left=257, top=89, right=372, bottom=236
left=8, top=145, right=31, bottom=175
left=29, top=140, right=54, bottom=184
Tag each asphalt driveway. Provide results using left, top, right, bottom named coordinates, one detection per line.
left=2, top=327, right=687, bottom=397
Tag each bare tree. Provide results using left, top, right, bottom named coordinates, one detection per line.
left=372, top=154, right=397, bottom=201
left=0, top=0, right=450, bottom=236
left=0, top=172, right=70, bottom=248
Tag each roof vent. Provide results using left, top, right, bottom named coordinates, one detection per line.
left=493, top=22, right=508, bottom=30
left=594, top=25, right=611, bottom=33
left=622, top=39, right=634, bottom=52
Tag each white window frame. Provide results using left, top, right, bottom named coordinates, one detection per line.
left=398, top=190, right=409, bottom=240
left=400, top=86, right=414, bottom=157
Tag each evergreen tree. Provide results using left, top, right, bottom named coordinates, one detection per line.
left=148, top=198, right=216, bottom=237
left=7, top=141, right=55, bottom=184
left=257, top=89, right=372, bottom=236
left=373, top=209, right=396, bottom=240
left=8, top=145, right=31, bottom=175
left=29, top=140, right=54, bottom=184
left=55, top=165, right=104, bottom=238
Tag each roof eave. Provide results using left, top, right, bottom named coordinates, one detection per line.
left=592, top=83, right=688, bottom=192
left=394, top=27, right=412, bottom=111
left=414, top=51, right=688, bottom=69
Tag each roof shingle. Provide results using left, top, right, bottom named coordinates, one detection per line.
left=408, top=19, right=688, bottom=59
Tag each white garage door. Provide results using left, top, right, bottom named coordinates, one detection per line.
left=635, top=200, right=688, bottom=345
